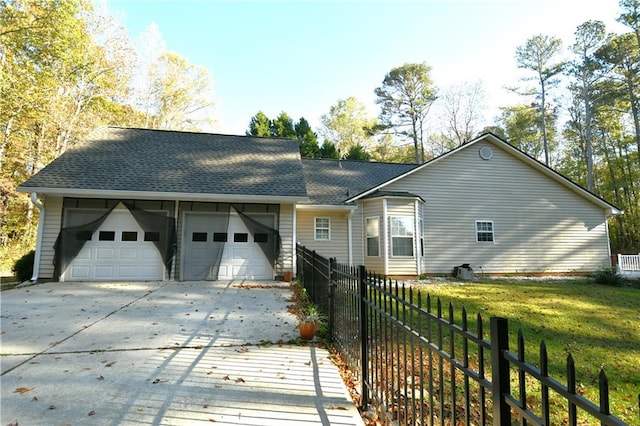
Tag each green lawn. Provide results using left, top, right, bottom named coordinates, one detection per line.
left=411, top=278, right=640, bottom=424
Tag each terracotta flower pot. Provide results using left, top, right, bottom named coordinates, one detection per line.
left=298, top=322, right=318, bottom=340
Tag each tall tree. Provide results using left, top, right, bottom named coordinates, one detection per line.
left=618, top=0, right=640, bottom=47
left=567, top=20, right=607, bottom=192
left=270, top=112, right=296, bottom=139
left=515, top=34, right=565, bottom=165
left=247, top=111, right=272, bottom=137
left=320, top=97, right=376, bottom=155
left=147, top=52, right=215, bottom=131
left=375, top=63, right=437, bottom=164
left=295, top=117, right=319, bottom=158
left=439, top=81, right=486, bottom=149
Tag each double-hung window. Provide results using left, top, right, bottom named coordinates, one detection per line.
left=476, top=220, right=494, bottom=242
left=366, top=217, right=380, bottom=257
left=390, top=216, right=414, bottom=257
left=314, top=217, right=331, bottom=241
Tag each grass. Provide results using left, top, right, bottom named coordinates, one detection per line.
left=411, top=277, right=640, bottom=424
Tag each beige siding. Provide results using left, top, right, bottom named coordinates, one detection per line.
left=362, top=201, right=385, bottom=274
left=350, top=204, right=364, bottom=267
left=278, top=204, right=295, bottom=274
left=384, top=141, right=612, bottom=274
left=296, top=210, right=349, bottom=264
left=39, top=196, right=63, bottom=280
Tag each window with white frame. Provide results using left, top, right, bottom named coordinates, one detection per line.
left=476, top=220, right=494, bottom=242
left=314, top=217, right=331, bottom=240
left=366, top=217, right=380, bottom=257
left=390, top=216, right=414, bottom=256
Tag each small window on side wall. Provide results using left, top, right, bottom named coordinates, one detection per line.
left=366, top=217, right=379, bottom=257
left=476, top=220, right=494, bottom=242
left=314, top=217, right=330, bottom=241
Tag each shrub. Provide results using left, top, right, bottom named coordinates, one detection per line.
left=591, top=266, right=626, bottom=287
left=12, top=250, right=35, bottom=283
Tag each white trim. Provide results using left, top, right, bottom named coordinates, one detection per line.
left=475, top=220, right=495, bottom=243
left=295, top=204, right=357, bottom=211
left=171, top=200, right=179, bottom=281
left=382, top=199, right=388, bottom=275
left=314, top=216, right=331, bottom=241
left=414, top=199, right=421, bottom=276
left=29, top=193, right=45, bottom=282
left=292, top=204, right=298, bottom=275
left=365, top=216, right=381, bottom=258
left=389, top=215, right=415, bottom=257
left=348, top=210, right=353, bottom=265
left=16, top=187, right=308, bottom=204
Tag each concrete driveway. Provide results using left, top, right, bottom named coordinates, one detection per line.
left=0, top=281, right=363, bottom=425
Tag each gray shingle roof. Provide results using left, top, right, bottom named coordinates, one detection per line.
left=19, top=127, right=308, bottom=199
left=301, top=158, right=418, bottom=205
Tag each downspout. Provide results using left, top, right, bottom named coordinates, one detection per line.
left=382, top=199, right=389, bottom=276
left=172, top=200, right=179, bottom=281
left=347, top=210, right=353, bottom=266
left=414, top=199, right=421, bottom=277
left=292, top=204, right=297, bottom=276
left=29, top=193, right=45, bottom=283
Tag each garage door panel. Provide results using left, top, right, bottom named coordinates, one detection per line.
left=70, top=266, right=89, bottom=279
left=96, top=248, right=116, bottom=260
left=119, top=248, right=138, bottom=260
left=94, top=266, right=115, bottom=279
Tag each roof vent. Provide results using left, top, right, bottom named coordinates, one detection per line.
left=479, top=146, right=493, bottom=160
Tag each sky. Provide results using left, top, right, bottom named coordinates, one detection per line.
left=107, top=0, right=629, bottom=136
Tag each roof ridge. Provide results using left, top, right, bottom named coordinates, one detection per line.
left=105, top=126, right=298, bottom=142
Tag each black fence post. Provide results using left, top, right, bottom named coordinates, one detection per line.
left=311, top=250, right=316, bottom=301
left=329, top=257, right=336, bottom=340
left=358, top=265, right=369, bottom=409
left=490, top=317, right=511, bottom=426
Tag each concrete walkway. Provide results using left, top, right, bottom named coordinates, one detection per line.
left=0, top=281, right=363, bottom=425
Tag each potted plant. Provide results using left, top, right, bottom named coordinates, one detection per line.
left=298, top=305, right=323, bottom=340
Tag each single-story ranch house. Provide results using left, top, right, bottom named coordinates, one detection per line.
left=17, top=127, right=621, bottom=282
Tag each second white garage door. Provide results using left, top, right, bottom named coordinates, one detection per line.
left=182, top=212, right=275, bottom=280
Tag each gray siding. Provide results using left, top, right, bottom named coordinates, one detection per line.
left=384, top=141, right=612, bottom=274
left=40, top=196, right=63, bottom=280
left=296, top=210, right=349, bottom=264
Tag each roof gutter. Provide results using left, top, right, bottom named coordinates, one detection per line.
left=16, top=187, right=309, bottom=204
left=29, top=193, right=45, bottom=283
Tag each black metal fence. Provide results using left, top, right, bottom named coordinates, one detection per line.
left=295, top=244, right=634, bottom=425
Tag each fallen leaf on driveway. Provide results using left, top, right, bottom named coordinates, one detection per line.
left=14, top=387, right=34, bottom=394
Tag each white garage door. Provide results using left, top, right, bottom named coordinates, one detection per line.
left=182, top=212, right=274, bottom=280
left=62, top=209, right=165, bottom=282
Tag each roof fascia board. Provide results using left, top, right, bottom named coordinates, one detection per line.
left=17, top=187, right=309, bottom=204
left=346, top=133, right=621, bottom=215
left=295, top=204, right=357, bottom=211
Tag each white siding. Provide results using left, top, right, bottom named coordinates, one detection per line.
left=40, top=196, right=63, bottom=280
left=296, top=210, right=349, bottom=264
left=384, top=141, right=612, bottom=274
left=279, top=204, right=295, bottom=274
